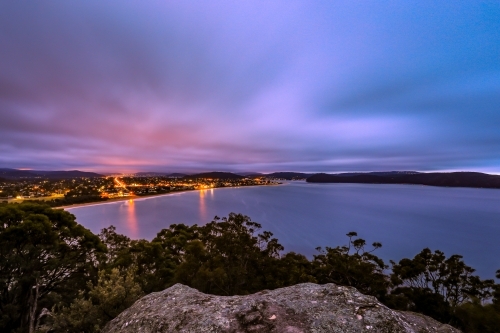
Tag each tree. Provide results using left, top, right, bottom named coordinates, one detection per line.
left=388, top=248, right=496, bottom=326
left=98, top=226, right=177, bottom=294
left=493, top=269, right=500, bottom=307
left=98, top=226, right=132, bottom=267
left=153, top=223, right=200, bottom=266
left=50, top=267, right=143, bottom=333
left=0, top=202, right=104, bottom=333
left=454, top=300, right=500, bottom=333
left=390, top=248, right=495, bottom=308
left=174, top=213, right=284, bottom=295
left=312, top=232, right=388, bottom=299
left=264, top=252, right=316, bottom=289
left=384, top=286, right=452, bottom=323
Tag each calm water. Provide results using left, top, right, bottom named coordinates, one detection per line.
left=68, top=182, right=500, bottom=278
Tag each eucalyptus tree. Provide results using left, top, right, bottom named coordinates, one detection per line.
left=173, top=213, right=284, bottom=295
left=390, top=248, right=495, bottom=307
left=0, top=202, right=104, bottom=333
left=312, top=231, right=388, bottom=299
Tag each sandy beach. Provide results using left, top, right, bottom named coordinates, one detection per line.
left=57, top=191, right=189, bottom=210
left=57, top=183, right=280, bottom=210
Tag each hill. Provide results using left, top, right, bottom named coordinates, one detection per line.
left=264, top=172, right=313, bottom=180
left=335, top=171, right=420, bottom=177
left=307, top=171, right=500, bottom=189
left=183, top=172, right=244, bottom=180
left=134, top=172, right=187, bottom=178
left=134, top=172, right=170, bottom=177
left=0, top=168, right=103, bottom=179
left=32, top=170, right=103, bottom=179
left=166, top=173, right=188, bottom=178
left=236, top=172, right=264, bottom=177
left=0, top=169, right=33, bottom=179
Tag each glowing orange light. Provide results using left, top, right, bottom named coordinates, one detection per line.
left=126, top=199, right=138, bottom=238
left=199, top=189, right=207, bottom=221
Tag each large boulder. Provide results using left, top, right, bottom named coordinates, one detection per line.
left=103, top=283, right=460, bottom=333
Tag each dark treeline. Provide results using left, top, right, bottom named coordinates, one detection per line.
left=0, top=169, right=103, bottom=180
left=307, top=172, right=500, bottom=189
left=1, top=202, right=499, bottom=333
left=2, top=196, right=109, bottom=208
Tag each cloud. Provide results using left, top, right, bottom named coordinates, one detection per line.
left=0, top=1, right=499, bottom=172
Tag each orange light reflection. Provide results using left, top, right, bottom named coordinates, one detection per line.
left=199, top=190, right=207, bottom=221
left=126, top=199, right=138, bottom=238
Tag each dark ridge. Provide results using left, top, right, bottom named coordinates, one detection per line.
left=265, top=172, right=313, bottom=180
left=0, top=168, right=103, bottom=179
left=236, top=172, right=264, bottom=177
left=33, top=170, right=104, bottom=178
left=133, top=172, right=187, bottom=178
left=166, top=173, right=188, bottom=178
left=307, top=172, right=500, bottom=189
left=134, top=172, right=171, bottom=177
left=0, top=169, right=34, bottom=179
left=183, top=172, right=244, bottom=180
left=335, top=171, right=421, bottom=177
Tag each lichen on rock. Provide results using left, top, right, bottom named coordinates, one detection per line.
left=102, top=283, right=460, bottom=333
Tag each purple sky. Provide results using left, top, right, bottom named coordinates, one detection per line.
left=1, top=1, right=499, bottom=173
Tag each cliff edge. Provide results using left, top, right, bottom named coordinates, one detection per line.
left=102, top=283, right=460, bottom=333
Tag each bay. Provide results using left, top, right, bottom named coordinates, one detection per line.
left=67, top=181, right=500, bottom=279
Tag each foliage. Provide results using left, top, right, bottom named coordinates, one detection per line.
left=0, top=202, right=104, bottom=333
left=312, top=232, right=388, bottom=299
left=50, top=267, right=143, bottom=333
left=1, top=202, right=499, bottom=332
left=383, top=287, right=452, bottom=323
left=454, top=301, right=500, bottom=333
left=451, top=269, right=500, bottom=333
left=96, top=223, right=197, bottom=295
left=390, top=248, right=495, bottom=307
left=173, top=213, right=285, bottom=295
left=24, top=196, right=108, bottom=208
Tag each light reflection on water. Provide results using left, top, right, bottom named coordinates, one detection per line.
left=122, top=199, right=139, bottom=238
left=68, top=182, right=500, bottom=279
left=199, top=190, right=207, bottom=221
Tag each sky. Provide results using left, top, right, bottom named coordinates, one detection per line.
left=1, top=1, right=499, bottom=173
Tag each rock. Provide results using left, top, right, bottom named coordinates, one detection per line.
left=102, top=283, right=461, bottom=333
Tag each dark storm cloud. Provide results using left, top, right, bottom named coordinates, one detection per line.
left=1, top=1, right=499, bottom=172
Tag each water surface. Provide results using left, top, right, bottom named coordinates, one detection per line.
left=68, top=182, right=500, bottom=278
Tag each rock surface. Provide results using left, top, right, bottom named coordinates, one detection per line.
left=103, top=283, right=460, bottom=333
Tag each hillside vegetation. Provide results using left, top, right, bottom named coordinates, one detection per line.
left=0, top=202, right=499, bottom=333
left=307, top=172, right=500, bottom=189
left=183, top=172, right=245, bottom=180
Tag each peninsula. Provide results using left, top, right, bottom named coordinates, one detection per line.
left=306, top=171, right=500, bottom=189
left=0, top=170, right=276, bottom=208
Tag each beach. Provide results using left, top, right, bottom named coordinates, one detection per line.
left=59, top=183, right=279, bottom=210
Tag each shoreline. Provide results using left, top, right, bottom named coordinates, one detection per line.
left=59, top=191, right=192, bottom=210
left=58, top=183, right=280, bottom=210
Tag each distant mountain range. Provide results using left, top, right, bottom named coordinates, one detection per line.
left=307, top=172, right=500, bottom=189
left=263, top=172, right=313, bottom=180
left=133, top=172, right=187, bottom=178
left=0, top=169, right=314, bottom=181
left=181, top=171, right=315, bottom=180
left=4, top=168, right=498, bottom=190
left=236, top=172, right=264, bottom=177
left=0, top=168, right=103, bottom=180
left=183, top=172, right=245, bottom=180
left=333, top=171, right=420, bottom=177
left=132, top=171, right=316, bottom=180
